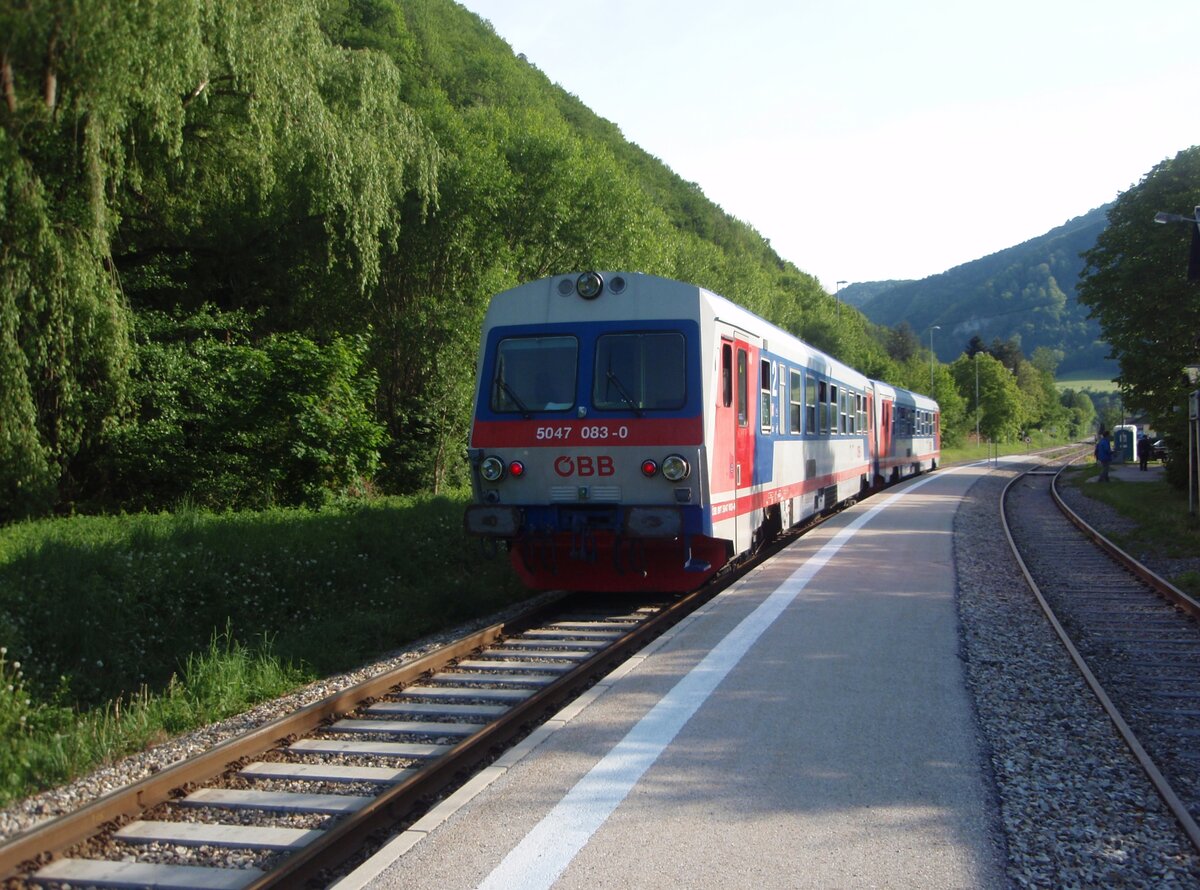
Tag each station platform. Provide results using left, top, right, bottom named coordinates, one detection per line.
left=1089, top=459, right=1166, bottom=484
left=337, top=462, right=1007, bottom=889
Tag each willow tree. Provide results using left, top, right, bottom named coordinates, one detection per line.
left=1, top=0, right=437, bottom=518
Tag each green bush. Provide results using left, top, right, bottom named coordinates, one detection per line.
left=103, top=308, right=384, bottom=510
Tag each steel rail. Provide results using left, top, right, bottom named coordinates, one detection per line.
left=1050, top=461, right=1200, bottom=620
left=1000, top=463, right=1200, bottom=854
left=246, top=580, right=731, bottom=889
left=0, top=594, right=569, bottom=880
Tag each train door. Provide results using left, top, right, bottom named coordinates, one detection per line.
left=866, top=389, right=877, bottom=480
left=714, top=327, right=756, bottom=554
left=880, top=398, right=894, bottom=480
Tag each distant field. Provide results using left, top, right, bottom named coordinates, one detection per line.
left=1056, top=370, right=1119, bottom=392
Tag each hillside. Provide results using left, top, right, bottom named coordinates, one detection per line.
left=5, top=0, right=877, bottom=520
left=843, top=206, right=1114, bottom=375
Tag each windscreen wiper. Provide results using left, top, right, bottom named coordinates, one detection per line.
left=497, top=379, right=532, bottom=419
left=605, top=370, right=643, bottom=417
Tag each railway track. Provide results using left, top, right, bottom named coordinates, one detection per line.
left=1, top=592, right=701, bottom=889
left=3, top=516, right=816, bottom=890
left=1002, top=460, right=1200, bottom=853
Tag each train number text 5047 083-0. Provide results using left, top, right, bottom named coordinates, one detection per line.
left=535, top=424, right=630, bottom=441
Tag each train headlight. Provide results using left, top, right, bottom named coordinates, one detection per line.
left=576, top=271, right=604, bottom=300
left=480, top=456, right=506, bottom=482
left=640, top=459, right=658, bottom=477
left=661, top=454, right=691, bottom=482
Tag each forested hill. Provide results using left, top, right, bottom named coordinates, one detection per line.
left=843, top=205, right=1113, bottom=374
left=6, top=0, right=900, bottom=522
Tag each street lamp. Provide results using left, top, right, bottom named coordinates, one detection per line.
left=974, top=352, right=980, bottom=445
left=1154, top=206, right=1200, bottom=281
left=835, top=280, right=847, bottom=322
left=928, top=325, right=941, bottom=393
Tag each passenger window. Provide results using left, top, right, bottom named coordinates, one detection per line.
left=737, top=348, right=748, bottom=427
left=722, top=343, right=733, bottom=408
left=829, top=384, right=839, bottom=436
left=790, top=370, right=802, bottom=434
left=806, top=374, right=817, bottom=434
left=760, top=359, right=772, bottom=433
left=818, top=380, right=828, bottom=435
left=593, top=331, right=686, bottom=411
left=492, top=335, right=578, bottom=413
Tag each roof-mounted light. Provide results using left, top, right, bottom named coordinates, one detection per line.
left=576, top=271, right=604, bottom=300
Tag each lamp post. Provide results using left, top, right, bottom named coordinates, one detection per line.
left=835, top=280, right=847, bottom=322
left=974, top=352, right=980, bottom=445
left=928, top=325, right=941, bottom=393
left=1187, top=364, right=1200, bottom=516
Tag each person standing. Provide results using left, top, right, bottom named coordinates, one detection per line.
left=1137, top=433, right=1150, bottom=471
left=1095, top=430, right=1113, bottom=482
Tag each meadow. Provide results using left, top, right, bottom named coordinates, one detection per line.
left=0, top=493, right=529, bottom=805
left=1055, top=371, right=1119, bottom=392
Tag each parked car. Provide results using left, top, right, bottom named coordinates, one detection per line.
left=1152, top=439, right=1170, bottom=461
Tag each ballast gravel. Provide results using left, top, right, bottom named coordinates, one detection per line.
left=0, top=591, right=562, bottom=845
left=7, top=469, right=1200, bottom=888
left=956, top=465, right=1200, bottom=888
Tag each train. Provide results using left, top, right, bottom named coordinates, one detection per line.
left=464, top=272, right=940, bottom=593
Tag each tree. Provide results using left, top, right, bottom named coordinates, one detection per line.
left=1078, top=146, right=1200, bottom=483
left=0, top=0, right=438, bottom=518
left=1060, top=389, right=1097, bottom=438
left=951, top=352, right=1024, bottom=441
left=886, top=322, right=922, bottom=363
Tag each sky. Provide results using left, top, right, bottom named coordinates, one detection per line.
left=455, top=0, right=1199, bottom=292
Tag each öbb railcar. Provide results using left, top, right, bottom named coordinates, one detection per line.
left=464, top=272, right=939, bottom=593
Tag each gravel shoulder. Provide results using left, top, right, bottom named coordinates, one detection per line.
left=955, top=463, right=1200, bottom=888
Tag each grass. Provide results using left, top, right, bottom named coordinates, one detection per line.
left=940, top=429, right=1075, bottom=466
left=0, top=629, right=305, bottom=805
left=0, top=491, right=530, bottom=806
left=1055, top=371, right=1119, bottom=392
left=1063, top=464, right=1200, bottom=597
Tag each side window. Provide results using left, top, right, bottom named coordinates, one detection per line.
left=760, top=359, right=772, bottom=433
left=806, top=374, right=817, bottom=434
left=829, top=384, right=839, bottom=436
left=790, top=370, right=802, bottom=434
left=858, top=394, right=866, bottom=433
left=818, top=380, right=828, bottom=435
left=722, top=342, right=733, bottom=408
left=736, top=348, right=748, bottom=427
left=779, top=371, right=788, bottom=435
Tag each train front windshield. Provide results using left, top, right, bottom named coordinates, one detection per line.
left=593, top=332, right=686, bottom=411
left=491, top=336, right=578, bottom=413
left=488, top=330, right=687, bottom=416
